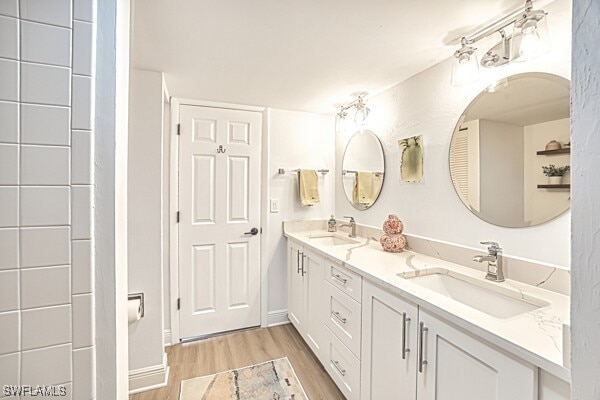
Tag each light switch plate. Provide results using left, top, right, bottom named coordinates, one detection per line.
left=270, top=199, right=280, bottom=213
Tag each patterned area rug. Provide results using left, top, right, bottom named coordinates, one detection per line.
left=179, top=357, right=308, bottom=400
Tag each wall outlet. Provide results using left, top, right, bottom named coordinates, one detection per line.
left=270, top=199, right=280, bottom=213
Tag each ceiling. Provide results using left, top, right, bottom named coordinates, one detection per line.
left=465, top=74, right=570, bottom=126
left=131, top=0, right=533, bottom=114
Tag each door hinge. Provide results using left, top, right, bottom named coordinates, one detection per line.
left=177, top=123, right=181, bottom=135
left=177, top=298, right=181, bottom=310
left=176, top=211, right=180, bottom=223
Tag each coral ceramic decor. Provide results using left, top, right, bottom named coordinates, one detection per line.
left=383, top=214, right=404, bottom=234
left=380, top=214, right=407, bottom=252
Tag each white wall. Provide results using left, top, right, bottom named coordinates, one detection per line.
left=0, top=1, right=98, bottom=398
left=478, top=119, right=524, bottom=227
left=524, top=118, right=570, bottom=224
left=265, top=109, right=335, bottom=315
left=127, top=69, right=167, bottom=382
left=571, top=0, right=600, bottom=397
left=335, top=0, right=572, bottom=268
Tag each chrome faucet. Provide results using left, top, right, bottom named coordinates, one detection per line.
left=473, top=241, right=505, bottom=282
left=339, top=216, right=357, bottom=238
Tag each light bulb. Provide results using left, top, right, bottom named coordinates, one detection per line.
left=451, top=53, right=479, bottom=86
left=519, top=28, right=541, bottom=60
left=486, top=77, right=509, bottom=93
left=451, top=38, right=479, bottom=86
left=354, top=106, right=369, bottom=125
left=511, top=3, right=550, bottom=63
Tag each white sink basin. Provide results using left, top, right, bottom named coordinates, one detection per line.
left=306, top=233, right=360, bottom=246
left=398, top=268, right=549, bottom=319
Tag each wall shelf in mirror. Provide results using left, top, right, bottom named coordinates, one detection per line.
left=536, top=148, right=570, bottom=155
left=537, top=184, right=570, bottom=189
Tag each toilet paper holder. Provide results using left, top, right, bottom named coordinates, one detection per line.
left=128, top=292, right=145, bottom=318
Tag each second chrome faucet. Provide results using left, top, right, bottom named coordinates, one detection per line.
left=473, top=241, right=504, bottom=282
left=339, top=216, right=357, bottom=238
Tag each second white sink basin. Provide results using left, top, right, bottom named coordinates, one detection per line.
left=307, top=233, right=360, bottom=246
left=398, top=268, right=549, bottom=319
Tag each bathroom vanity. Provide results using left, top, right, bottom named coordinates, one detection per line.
left=284, top=220, right=570, bottom=400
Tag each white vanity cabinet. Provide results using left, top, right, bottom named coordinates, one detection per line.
left=286, top=237, right=570, bottom=400
left=361, top=281, right=537, bottom=400
left=287, top=240, right=328, bottom=362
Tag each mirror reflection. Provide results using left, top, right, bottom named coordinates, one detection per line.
left=449, top=72, right=570, bottom=228
left=342, top=130, right=385, bottom=210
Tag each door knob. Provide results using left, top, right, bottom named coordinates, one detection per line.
left=244, top=227, right=259, bottom=236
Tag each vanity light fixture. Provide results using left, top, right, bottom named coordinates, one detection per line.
left=337, top=94, right=371, bottom=126
left=450, top=0, right=550, bottom=86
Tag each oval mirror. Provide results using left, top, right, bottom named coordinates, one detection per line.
left=449, top=72, right=570, bottom=228
left=342, top=129, right=385, bottom=210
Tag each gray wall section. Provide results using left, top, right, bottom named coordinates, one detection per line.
left=571, top=0, right=600, bottom=397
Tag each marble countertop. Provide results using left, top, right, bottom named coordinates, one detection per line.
left=284, top=225, right=571, bottom=382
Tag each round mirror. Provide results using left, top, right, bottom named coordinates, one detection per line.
left=449, top=72, right=570, bottom=228
left=342, top=130, right=385, bottom=210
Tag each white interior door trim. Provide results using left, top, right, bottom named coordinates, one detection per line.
left=260, top=109, right=270, bottom=328
left=168, top=98, right=269, bottom=343
left=169, top=98, right=181, bottom=344
left=177, top=98, right=265, bottom=113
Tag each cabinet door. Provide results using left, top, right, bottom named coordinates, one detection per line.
left=361, top=281, right=418, bottom=400
left=288, top=241, right=305, bottom=331
left=417, top=310, right=537, bottom=400
left=304, top=249, right=327, bottom=363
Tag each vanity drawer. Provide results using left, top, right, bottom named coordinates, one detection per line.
left=325, top=326, right=361, bottom=400
left=325, top=281, right=362, bottom=359
left=326, top=260, right=362, bottom=303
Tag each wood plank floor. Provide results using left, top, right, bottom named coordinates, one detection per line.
left=129, top=324, right=345, bottom=400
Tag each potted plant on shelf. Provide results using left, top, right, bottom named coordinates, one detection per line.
left=542, top=164, right=570, bottom=185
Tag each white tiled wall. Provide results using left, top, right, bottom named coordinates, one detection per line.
left=0, top=1, right=96, bottom=398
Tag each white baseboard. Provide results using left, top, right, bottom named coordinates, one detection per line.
left=267, top=309, right=290, bottom=327
left=164, top=329, right=172, bottom=347
left=128, top=352, right=169, bottom=395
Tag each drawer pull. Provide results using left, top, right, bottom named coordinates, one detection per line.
left=331, top=310, right=347, bottom=324
left=418, top=321, right=428, bottom=373
left=297, top=251, right=302, bottom=274
left=402, top=312, right=411, bottom=360
left=302, top=254, right=307, bottom=276
left=332, top=273, right=348, bottom=284
left=332, top=359, right=346, bottom=376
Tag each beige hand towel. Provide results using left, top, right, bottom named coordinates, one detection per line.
left=353, top=171, right=374, bottom=205
left=298, top=169, right=320, bottom=206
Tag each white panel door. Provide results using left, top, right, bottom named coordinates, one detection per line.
left=178, top=105, right=262, bottom=339
left=417, top=309, right=537, bottom=400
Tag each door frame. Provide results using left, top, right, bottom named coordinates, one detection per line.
left=168, top=98, right=268, bottom=342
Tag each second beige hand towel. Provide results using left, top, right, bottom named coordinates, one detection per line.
left=353, top=171, right=374, bottom=205
left=298, top=169, right=320, bottom=206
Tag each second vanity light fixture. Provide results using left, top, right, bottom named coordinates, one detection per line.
left=337, top=94, right=370, bottom=125
left=451, top=0, right=550, bottom=87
